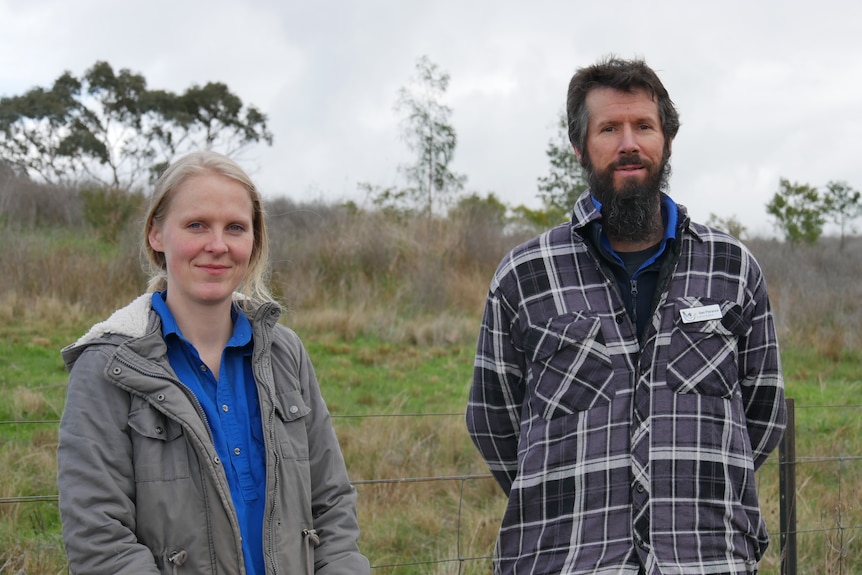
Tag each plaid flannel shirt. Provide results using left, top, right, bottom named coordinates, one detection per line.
left=467, top=191, right=786, bottom=575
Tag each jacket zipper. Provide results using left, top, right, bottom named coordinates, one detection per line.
left=256, top=305, right=282, bottom=575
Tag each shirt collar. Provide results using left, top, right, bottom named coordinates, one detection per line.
left=589, top=194, right=679, bottom=272
left=151, top=291, right=253, bottom=349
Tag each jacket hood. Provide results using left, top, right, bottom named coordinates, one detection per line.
left=60, top=293, right=281, bottom=372
left=61, top=294, right=153, bottom=371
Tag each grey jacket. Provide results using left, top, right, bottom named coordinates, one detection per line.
left=57, top=294, right=370, bottom=575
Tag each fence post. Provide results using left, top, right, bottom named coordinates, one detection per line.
left=779, top=397, right=797, bottom=575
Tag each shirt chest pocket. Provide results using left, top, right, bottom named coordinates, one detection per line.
left=274, top=389, right=311, bottom=461
left=128, top=400, right=191, bottom=482
left=665, top=298, right=751, bottom=398
left=523, top=313, right=615, bottom=420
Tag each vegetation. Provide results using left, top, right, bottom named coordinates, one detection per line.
left=0, top=60, right=272, bottom=191
left=394, top=55, right=466, bottom=216
left=1, top=57, right=860, bottom=574
left=1, top=173, right=860, bottom=572
left=536, top=111, right=588, bottom=224
left=767, top=178, right=862, bottom=247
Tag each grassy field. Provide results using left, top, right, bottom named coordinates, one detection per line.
left=1, top=191, right=861, bottom=573
left=1, top=305, right=860, bottom=574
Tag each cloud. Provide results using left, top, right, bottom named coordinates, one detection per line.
left=2, top=0, right=861, bottom=235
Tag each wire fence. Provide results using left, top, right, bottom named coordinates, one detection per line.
left=1, top=400, right=860, bottom=574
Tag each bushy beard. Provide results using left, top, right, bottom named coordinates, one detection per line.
left=586, top=151, right=671, bottom=243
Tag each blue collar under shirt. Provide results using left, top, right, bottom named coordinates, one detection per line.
left=590, top=193, right=679, bottom=276
left=151, top=291, right=266, bottom=575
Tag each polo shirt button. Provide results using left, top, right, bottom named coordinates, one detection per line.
left=234, top=447, right=241, bottom=456
left=222, top=404, right=229, bottom=412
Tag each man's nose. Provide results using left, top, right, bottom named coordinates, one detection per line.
left=618, top=125, right=640, bottom=154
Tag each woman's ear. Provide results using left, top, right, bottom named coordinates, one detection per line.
left=148, top=225, right=164, bottom=253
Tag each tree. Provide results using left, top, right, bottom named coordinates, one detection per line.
left=537, top=111, right=588, bottom=222
left=0, top=61, right=272, bottom=191
left=395, top=56, right=466, bottom=216
left=706, top=213, right=747, bottom=240
left=821, top=180, right=862, bottom=250
left=765, top=178, right=824, bottom=246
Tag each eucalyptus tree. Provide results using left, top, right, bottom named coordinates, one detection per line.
left=537, top=111, right=588, bottom=222
left=395, top=55, right=466, bottom=216
left=0, top=61, right=272, bottom=191
left=766, top=178, right=824, bottom=246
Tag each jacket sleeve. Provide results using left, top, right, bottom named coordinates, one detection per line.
left=465, top=287, right=525, bottom=495
left=739, top=263, right=787, bottom=470
left=57, top=345, right=161, bottom=575
left=288, top=332, right=371, bottom=575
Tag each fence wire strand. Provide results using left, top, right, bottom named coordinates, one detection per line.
left=1, top=402, right=860, bottom=573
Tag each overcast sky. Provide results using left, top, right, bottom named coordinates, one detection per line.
left=2, top=0, right=860, bottom=236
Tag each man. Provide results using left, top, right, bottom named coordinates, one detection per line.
left=466, top=57, right=786, bottom=575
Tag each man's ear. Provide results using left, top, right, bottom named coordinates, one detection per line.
left=573, top=144, right=583, bottom=162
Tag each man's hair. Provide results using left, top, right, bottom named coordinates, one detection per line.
left=566, top=56, right=680, bottom=153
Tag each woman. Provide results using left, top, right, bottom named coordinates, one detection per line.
left=57, top=151, right=370, bottom=575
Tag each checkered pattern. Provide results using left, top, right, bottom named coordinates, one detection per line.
left=466, top=191, right=786, bottom=575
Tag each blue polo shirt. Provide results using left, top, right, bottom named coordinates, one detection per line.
left=151, top=292, right=266, bottom=575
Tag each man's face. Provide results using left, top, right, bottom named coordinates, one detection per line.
left=578, top=87, right=671, bottom=243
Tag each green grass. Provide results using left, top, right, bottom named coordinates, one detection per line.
left=306, top=334, right=474, bottom=416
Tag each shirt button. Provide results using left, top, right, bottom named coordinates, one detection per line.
left=615, top=314, right=625, bottom=324
left=234, top=447, right=241, bottom=456
left=222, top=404, right=229, bottom=412
left=636, top=483, right=646, bottom=493
left=200, top=364, right=208, bottom=372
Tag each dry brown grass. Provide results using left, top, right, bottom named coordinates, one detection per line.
left=2, top=186, right=861, bottom=572
left=337, top=414, right=504, bottom=573
left=749, top=237, right=862, bottom=352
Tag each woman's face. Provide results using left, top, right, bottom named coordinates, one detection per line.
left=148, top=172, right=255, bottom=311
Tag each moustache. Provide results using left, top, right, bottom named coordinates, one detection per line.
left=613, top=155, right=650, bottom=168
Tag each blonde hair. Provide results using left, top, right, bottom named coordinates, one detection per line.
left=142, top=151, right=276, bottom=306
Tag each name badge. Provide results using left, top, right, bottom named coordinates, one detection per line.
left=679, top=303, right=722, bottom=324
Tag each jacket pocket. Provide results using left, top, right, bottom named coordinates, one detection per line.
left=273, top=389, right=311, bottom=460
left=665, top=298, right=750, bottom=398
left=523, top=312, right=615, bottom=420
left=128, top=399, right=190, bottom=481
